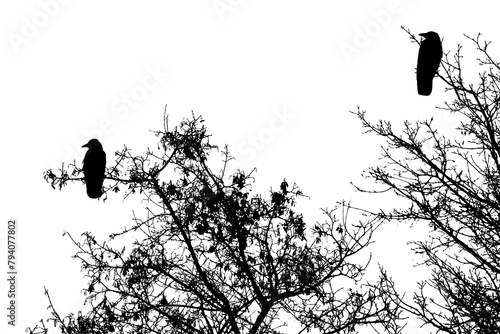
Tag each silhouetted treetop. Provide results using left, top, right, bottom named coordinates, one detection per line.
left=38, top=111, right=404, bottom=334
left=352, top=29, right=500, bottom=333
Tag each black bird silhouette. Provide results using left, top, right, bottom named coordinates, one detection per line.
left=417, top=31, right=442, bottom=96
left=82, top=139, right=106, bottom=199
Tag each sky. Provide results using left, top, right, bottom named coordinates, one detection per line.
left=0, top=1, right=498, bottom=333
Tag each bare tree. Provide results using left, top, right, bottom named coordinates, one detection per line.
left=35, top=110, right=404, bottom=334
left=353, top=28, right=500, bottom=333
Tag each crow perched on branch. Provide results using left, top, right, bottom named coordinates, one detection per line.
left=82, top=139, right=106, bottom=199
left=416, top=31, right=442, bottom=96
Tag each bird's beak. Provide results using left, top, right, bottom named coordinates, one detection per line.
left=82, top=143, right=89, bottom=148
left=419, top=33, right=426, bottom=37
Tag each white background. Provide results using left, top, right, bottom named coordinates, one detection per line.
left=1, top=1, right=497, bottom=333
